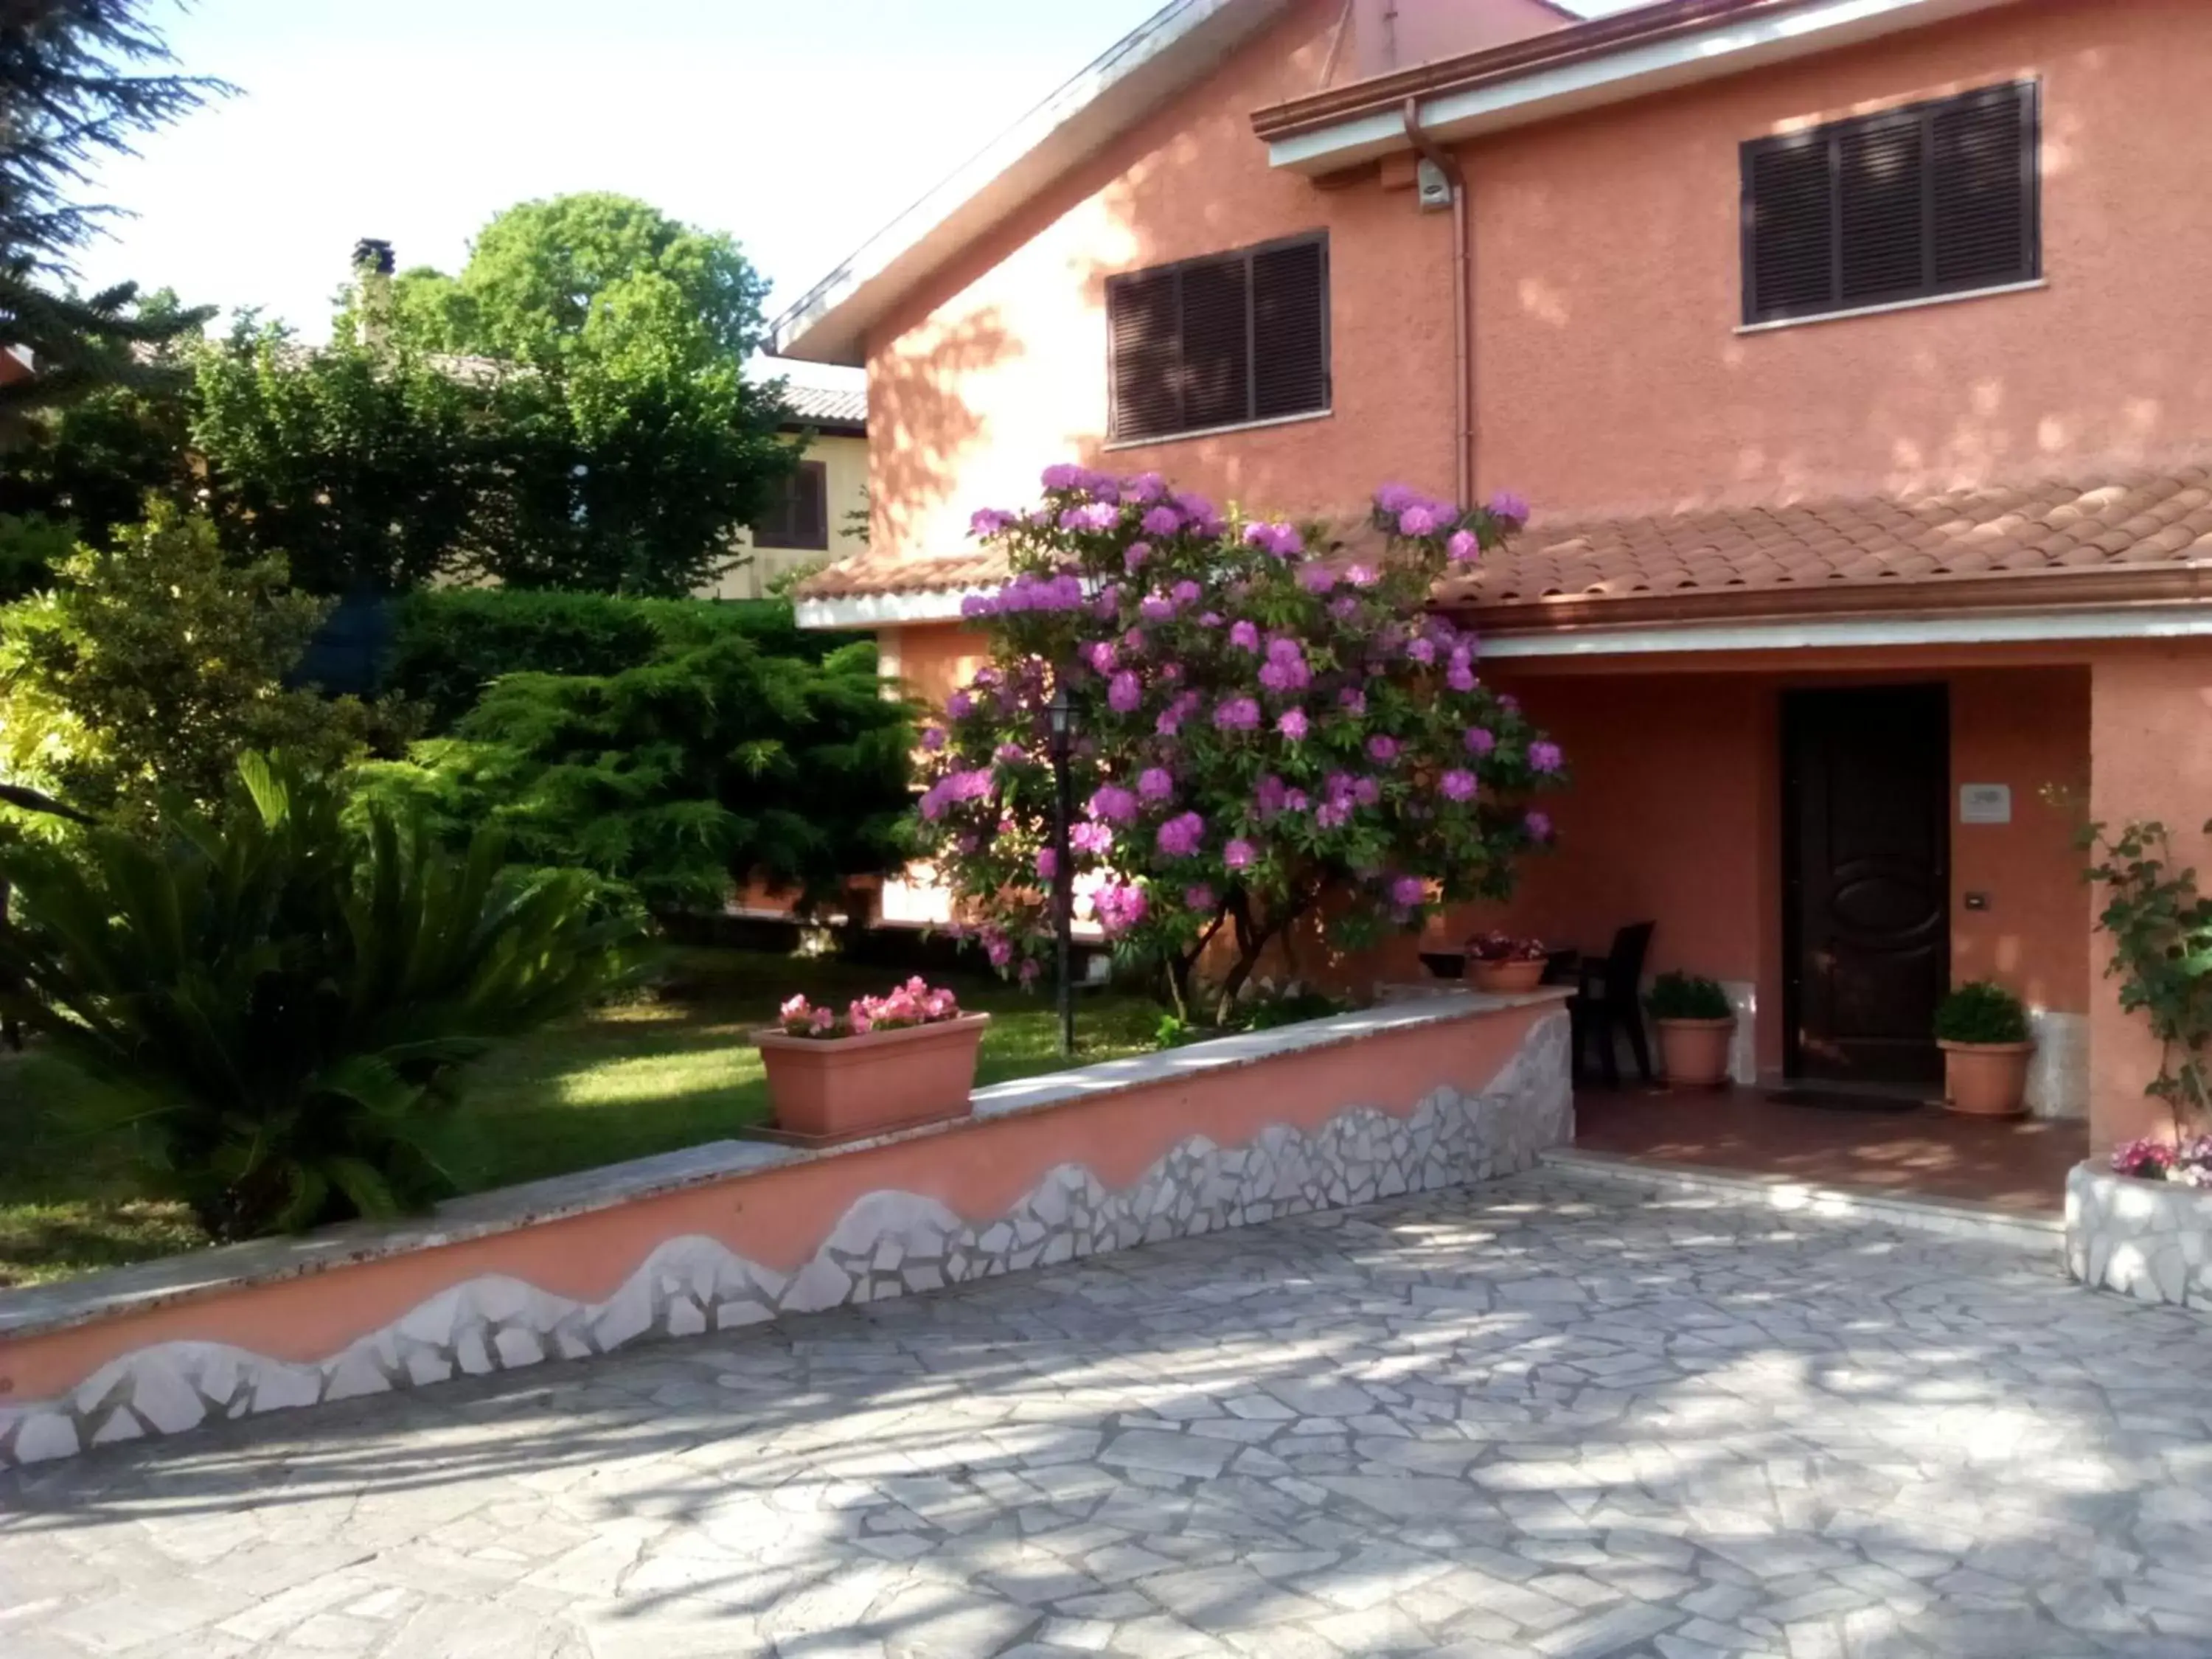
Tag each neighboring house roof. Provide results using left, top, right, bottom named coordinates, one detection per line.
left=771, top=0, right=1297, bottom=365
left=794, top=466, right=2212, bottom=633
left=779, top=383, right=866, bottom=434
left=1254, top=0, right=2020, bottom=173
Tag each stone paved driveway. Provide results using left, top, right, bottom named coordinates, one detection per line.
left=4, top=1170, right=2211, bottom=1659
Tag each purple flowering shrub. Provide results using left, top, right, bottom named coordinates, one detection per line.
left=914, top=465, right=1565, bottom=1021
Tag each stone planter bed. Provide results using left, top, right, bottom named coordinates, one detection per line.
left=0, top=990, right=1571, bottom=1467
left=2065, top=1161, right=2212, bottom=1309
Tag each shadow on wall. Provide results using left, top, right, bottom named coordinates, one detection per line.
left=1, top=1178, right=2202, bottom=1655
left=873, top=305, right=1022, bottom=559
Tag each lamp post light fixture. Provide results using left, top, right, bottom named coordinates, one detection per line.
left=1046, top=681, right=1077, bottom=1058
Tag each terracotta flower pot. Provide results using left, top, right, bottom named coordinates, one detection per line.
left=1472, top=958, right=1547, bottom=994
left=755, top=1014, right=990, bottom=1141
left=1656, top=1018, right=1734, bottom=1089
left=1940, top=1039, right=2032, bottom=1117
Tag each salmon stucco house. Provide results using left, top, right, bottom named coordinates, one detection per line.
left=770, top=0, right=2212, bottom=1161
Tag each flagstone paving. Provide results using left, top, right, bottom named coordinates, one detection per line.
left=4, top=1169, right=2211, bottom=1658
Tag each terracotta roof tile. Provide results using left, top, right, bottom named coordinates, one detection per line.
left=799, top=467, right=2212, bottom=622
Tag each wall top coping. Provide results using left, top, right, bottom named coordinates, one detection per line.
left=0, top=989, right=1566, bottom=1345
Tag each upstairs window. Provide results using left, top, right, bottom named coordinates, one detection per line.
left=753, top=459, right=829, bottom=550
left=1106, top=233, right=1329, bottom=443
left=1741, top=81, right=2039, bottom=326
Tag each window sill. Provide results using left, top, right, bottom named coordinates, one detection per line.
left=1736, top=278, right=2045, bottom=335
left=1102, top=406, right=1333, bottom=452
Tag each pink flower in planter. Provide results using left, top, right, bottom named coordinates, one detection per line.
left=1441, top=768, right=1478, bottom=801
left=1108, top=671, right=1143, bottom=713
left=808, top=1008, right=835, bottom=1035
left=1224, top=838, right=1256, bottom=870
left=849, top=1009, right=875, bottom=1035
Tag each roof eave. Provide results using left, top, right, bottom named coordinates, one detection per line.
left=1256, top=0, right=2020, bottom=175
left=770, top=0, right=1293, bottom=366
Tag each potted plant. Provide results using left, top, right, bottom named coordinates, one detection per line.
left=1646, top=971, right=1734, bottom=1088
left=1467, top=931, right=1549, bottom=994
left=754, top=978, right=990, bottom=1142
left=1934, top=980, right=2033, bottom=1117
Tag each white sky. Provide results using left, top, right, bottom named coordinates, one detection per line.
left=77, top=0, right=1634, bottom=378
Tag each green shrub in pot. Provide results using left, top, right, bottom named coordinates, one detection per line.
left=1933, top=980, right=2030, bottom=1045
left=1645, top=971, right=1731, bottom=1023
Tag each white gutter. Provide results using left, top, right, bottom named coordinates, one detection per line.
left=1479, top=602, right=2212, bottom=660
left=771, top=0, right=1291, bottom=365
left=1265, top=0, right=2016, bottom=173
left=796, top=587, right=998, bottom=630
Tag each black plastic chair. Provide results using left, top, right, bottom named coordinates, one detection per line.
left=1571, top=921, right=1655, bottom=1088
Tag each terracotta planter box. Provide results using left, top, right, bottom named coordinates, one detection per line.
left=1656, top=1018, right=1733, bottom=1088
left=755, top=1014, right=990, bottom=1141
left=1472, top=959, right=1547, bottom=995
left=1940, top=1039, right=2032, bottom=1117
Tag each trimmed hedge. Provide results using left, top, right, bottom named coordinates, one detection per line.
left=389, top=588, right=827, bottom=731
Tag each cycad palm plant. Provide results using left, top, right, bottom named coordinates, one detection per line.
left=0, top=752, right=642, bottom=1239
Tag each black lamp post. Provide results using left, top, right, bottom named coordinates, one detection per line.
left=1047, top=681, right=1077, bottom=1058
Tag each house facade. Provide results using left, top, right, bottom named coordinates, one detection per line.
left=707, top=380, right=869, bottom=600
left=773, top=0, right=2212, bottom=1152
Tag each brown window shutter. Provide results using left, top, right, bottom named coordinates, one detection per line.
left=1251, top=239, right=1328, bottom=420
left=1745, top=140, right=1835, bottom=321
left=1177, top=257, right=1251, bottom=431
left=1933, top=85, right=2035, bottom=288
left=1107, top=271, right=1180, bottom=441
left=1837, top=116, right=1927, bottom=304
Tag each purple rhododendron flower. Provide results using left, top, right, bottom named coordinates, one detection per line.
left=1171, top=579, right=1201, bottom=606
left=1300, top=563, right=1337, bottom=594
left=1243, top=521, right=1304, bottom=559
left=1465, top=726, right=1496, bottom=755
left=920, top=726, right=947, bottom=752
left=1353, top=776, right=1381, bottom=806
left=1530, top=740, right=1564, bottom=773
left=1329, top=595, right=1360, bottom=621
left=1108, top=671, right=1143, bottom=713
left=1407, top=638, right=1436, bottom=664
left=1224, top=838, right=1256, bottom=871
left=1071, top=821, right=1113, bottom=855
left=1339, top=688, right=1366, bottom=717
left=1256, top=774, right=1287, bottom=817
left=1441, top=768, right=1478, bottom=801
left=1125, top=471, right=1167, bottom=502
left=1124, top=627, right=1147, bottom=650
left=1525, top=809, right=1553, bottom=841
left=1035, top=847, right=1059, bottom=881
left=1229, top=619, right=1262, bottom=652
left=1091, top=880, right=1150, bottom=936
left=1138, top=766, right=1175, bottom=801
left=1391, top=874, right=1426, bottom=908
left=1374, top=482, right=1419, bottom=513
left=1214, top=697, right=1262, bottom=732
left=1284, top=788, right=1310, bottom=813
left=995, top=742, right=1025, bottom=764
left=1447, top=655, right=1476, bottom=692
left=1139, top=595, right=1174, bottom=622
left=1083, top=641, right=1117, bottom=674
left=1447, top=529, right=1478, bottom=563
left=969, top=507, right=1017, bottom=537
left=1088, top=784, right=1138, bottom=824
left=1184, top=883, right=1216, bottom=912
left=1157, top=812, right=1206, bottom=858
left=1315, top=801, right=1350, bottom=830
left=1346, top=563, right=1379, bottom=588
left=1059, top=502, right=1119, bottom=532
left=1093, top=586, right=1121, bottom=619
left=1500, top=692, right=1522, bottom=713
left=947, top=691, right=973, bottom=719
left=1171, top=490, right=1216, bottom=521
left=1367, top=734, right=1400, bottom=765
left=987, top=935, right=1014, bottom=967
left=1140, top=505, right=1182, bottom=537
left=1397, top=505, right=1439, bottom=537
left=1277, top=708, right=1308, bottom=741
left=1040, top=463, right=1085, bottom=490
left=1488, top=490, right=1531, bottom=525
left=1197, top=611, right=1223, bottom=627
left=1124, top=540, right=1152, bottom=572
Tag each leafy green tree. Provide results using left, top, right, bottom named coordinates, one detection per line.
left=0, top=1, right=226, bottom=434
left=189, top=314, right=490, bottom=594
left=394, top=193, right=796, bottom=595
left=0, top=501, right=400, bottom=822
left=0, top=751, right=644, bottom=1239
left=358, top=630, right=913, bottom=913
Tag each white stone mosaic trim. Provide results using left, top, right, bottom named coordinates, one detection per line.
left=2065, top=1160, right=2212, bottom=1310
left=2025, top=1009, right=2089, bottom=1120
left=0, top=1011, right=1570, bottom=1467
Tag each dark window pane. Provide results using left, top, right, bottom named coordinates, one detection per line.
left=1747, top=140, right=1835, bottom=319
left=1839, top=117, right=1927, bottom=302
left=753, top=461, right=828, bottom=551
left=1108, top=271, right=1180, bottom=440
left=1178, top=257, right=1251, bottom=431
left=1252, top=240, right=1328, bottom=419
left=1933, top=88, right=2032, bottom=287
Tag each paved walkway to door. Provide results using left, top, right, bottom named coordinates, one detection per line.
left=3, top=1171, right=2208, bottom=1658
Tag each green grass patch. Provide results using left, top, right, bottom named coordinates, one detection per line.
left=0, top=948, right=1162, bottom=1288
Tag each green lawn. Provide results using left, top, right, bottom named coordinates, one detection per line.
left=0, top=948, right=1164, bottom=1289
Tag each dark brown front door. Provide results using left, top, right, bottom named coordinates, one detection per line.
left=1783, top=686, right=1950, bottom=1084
